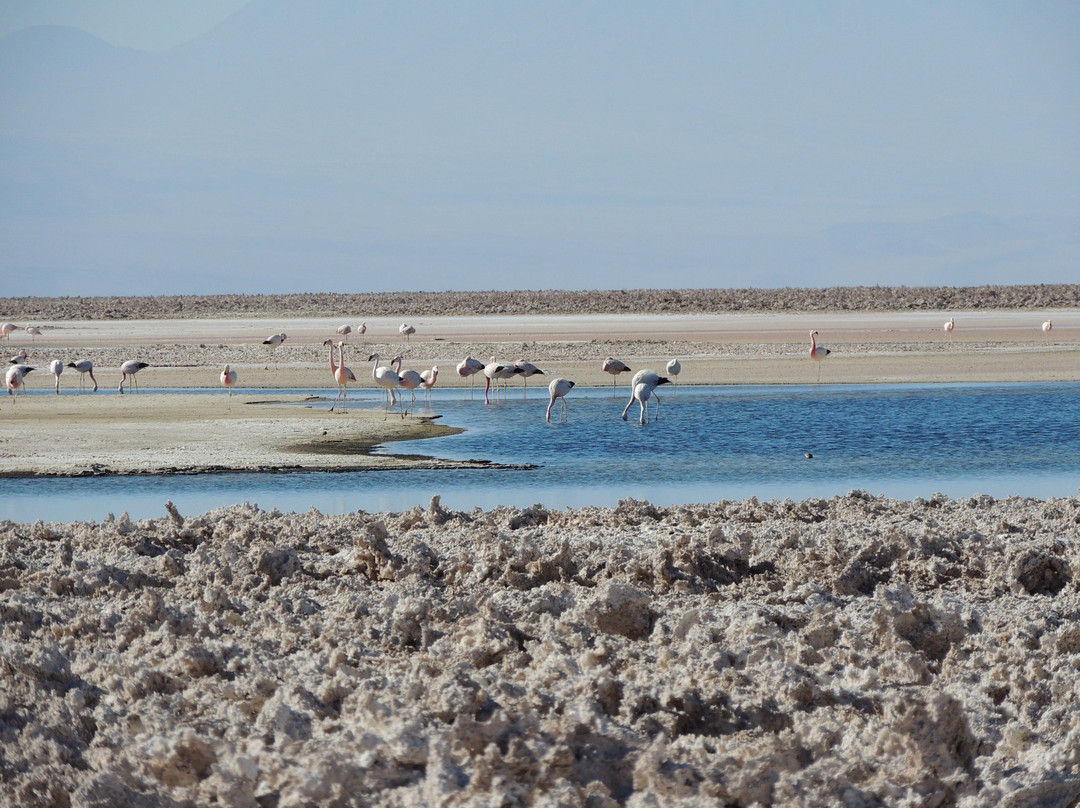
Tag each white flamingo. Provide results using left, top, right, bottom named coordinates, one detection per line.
left=262, top=332, right=287, bottom=368
left=336, top=324, right=353, bottom=341
left=324, top=340, right=357, bottom=412
left=809, top=330, right=830, bottom=381
left=514, top=360, right=545, bottom=399
left=9, top=349, right=28, bottom=364
left=1, top=323, right=20, bottom=340
left=26, top=326, right=42, bottom=342
left=118, top=360, right=149, bottom=394
left=49, top=359, right=63, bottom=394
left=66, top=360, right=97, bottom=392
left=6, top=364, right=33, bottom=397
left=601, top=357, right=631, bottom=396
left=483, top=357, right=521, bottom=405
left=399, top=323, right=415, bottom=341
left=944, top=317, right=955, bottom=338
left=666, top=358, right=682, bottom=396
left=621, top=369, right=670, bottom=421
left=220, top=364, right=238, bottom=397
left=368, top=353, right=403, bottom=417
left=632, top=382, right=659, bottom=424
left=1042, top=320, right=1053, bottom=335
left=546, top=378, right=575, bottom=422
left=420, top=365, right=439, bottom=401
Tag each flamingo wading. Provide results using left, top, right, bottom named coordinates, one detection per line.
left=66, top=360, right=97, bottom=392
left=621, top=369, right=670, bottom=421
left=601, top=357, right=631, bottom=396
left=546, top=378, right=575, bottom=422
left=118, top=360, right=149, bottom=394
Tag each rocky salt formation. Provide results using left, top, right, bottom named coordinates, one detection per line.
left=2, top=492, right=1079, bottom=806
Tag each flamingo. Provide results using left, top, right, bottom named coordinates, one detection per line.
left=420, top=365, right=439, bottom=401
left=262, top=332, right=287, bottom=368
left=26, top=326, right=42, bottom=342
left=336, top=324, right=353, bottom=341
left=514, top=360, right=545, bottom=399
left=49, top=359, right=62, bottom=394
left=456, top=356, right=485, bottom=397
left=324, top=340, right=357, bottom=412
left=220, top=364, right=238, bottom=397
left=483, top=357, right=521, bottom=405
left=1, top=323, right=20, bottom=340
left=809, top=330, right=830, bottom=381
left=66, top=360, right=97, bottom=392
left=602, top=357, right=631, bottom=396
left=944, top=317, right=955, bottom=338
left=632, top=382, right=658, bottom=424
left=621, top=369, right=670, bottom=421
left=118, top=360, right=149, bottom=394
left=546, top=378, right=575, bottom=422
left=399, top=323, right=415, bottom=341
left=368, top=353, right=402, bottom=417
left=1042, top=320, right=1053, bottom=335
left=6, top=364, right=33, bottom=397
left=9, top=349, right=28, bottom=364
left=666, top=358, right=682, bottom=396
left=393, top=356, right=424, bottom=407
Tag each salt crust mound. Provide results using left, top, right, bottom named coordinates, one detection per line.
left=2, top=492, right=1079, bottom=807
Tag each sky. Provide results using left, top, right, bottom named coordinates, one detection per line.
left=1, top=1, right=1078, bottom=295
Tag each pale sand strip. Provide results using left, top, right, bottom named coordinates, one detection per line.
left=2, top=310, right=1077, bottom=476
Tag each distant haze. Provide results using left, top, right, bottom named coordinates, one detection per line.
left=1, top=1, right=1077, bottom=295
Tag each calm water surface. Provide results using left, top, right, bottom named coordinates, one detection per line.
left=4, top=383, right=1078, bottom=523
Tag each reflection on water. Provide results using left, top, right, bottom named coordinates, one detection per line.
left=3, top=383, right=1078, bottom=523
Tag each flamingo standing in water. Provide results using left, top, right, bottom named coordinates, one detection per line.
left=944, top=318, right=955, bottom=338
left=809, top=330, right=830, bottom=381
left=420, top=365, right=439, bottom=401
left=456, top=356, right=485, bottom=398
left=118, top=360, right=149, bottom=393
left=602, top=357, right=631, bottom=396
left=546, top=378, right=575, bottom=422
left=483, top=358, right=521, bottom=405
left=220, top=364, right=238, bottom=398
left=393, top=356, right=424, bottom=408
left=26, top=326, right=42, bottom=342
left=49, top=359, right=63, bottom=393
left=1042, top=320, right=1053, bottom=335
left=66, top=360, right=97, bottom=392
left=324, top=340, right=356, bottom=412
left=399, top=323, right=415, bottom=341
left=632, top=382, right=658, bottom=424
left=368, top=353, right=402, bottom=417
left=1, top=323, right=20, bottom=340
left=6, top=364, right=33, bottom=397
left=514, top=360, right=545, bottom=399
left=666, top=358, right=682, bottom=396
left=621, top=369, right=670, bottom=421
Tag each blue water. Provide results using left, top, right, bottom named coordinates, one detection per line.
left=3, top=383, right=1078, bottom=523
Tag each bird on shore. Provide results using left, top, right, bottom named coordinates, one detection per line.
left=546, top=378, right=575, bottom=422
left=1042, top=320, right=1053, bottom=335
left=1, top=323, right=20, bottom=340
left=6, top=364, right=33, bottom=397
left=324, top=340, right=356, bottom=412
left=26, top=326, right=42, bottom=342
left=420, top=365, right=439, bottom=401
left=809, top=330, right=830, bottom=381
left=118, top=360, right=149, bottom=394
left=944, top=317, right=955, bottom=338
left=336, top=324, right=353, bottom=341
left=621, top=369, right=670, bottom=421
left=220, top=364, right=237, bottom=398
left=399, top=323, right=415, bottom=341
left=49, top=359, right=63, bottom=394
left=456, top=356, right=485, bottom=397
left=262, top=332, right=287, bottom=368
left=666, top=358, right=682, bottom=396
left=368, top=353, right=402, bottom=417
left=602, top=357, right=631, bottom=396
left=9, top=349, right=28, bottom=364
left=66, top=360, right=98, bottom=393
left=514, top=360, right=545, bottom=399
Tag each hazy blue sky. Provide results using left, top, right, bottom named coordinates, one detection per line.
left=1, top=1, right=1078, bottom=295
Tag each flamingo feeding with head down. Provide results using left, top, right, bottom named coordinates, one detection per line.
left=483, top=358, right=521, bottom=405
left=632, top=382, right=657, bottom=424
left=368, top=353, right=402, bottom=417
left=420, top=365, right=439, bottom=401
left=118, top=360, right=149, bottom=394
left=546, top=378, right=575, bottom=422
left=666, top=358, right=682, bottom=396
left=49, top=359, right=62, bottom=394
left=621, top=369, right=670, bottom=421
left=221, top=364, right=237, bottom=398
left=6, top=364, right=33, bottom=397
left=809, top=330, right=830, bottom=381
left=66, top=360, right=97, bottom=392
left=324, top=340, right=357, bottom=412
left=602, top=357, right=631, bottom=396
left=456, top=356, right=485, bottom=397
left=514, top=360, right=545, bottom=399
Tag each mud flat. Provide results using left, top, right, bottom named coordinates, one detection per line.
left=2, top=493, right=1079, bottom=806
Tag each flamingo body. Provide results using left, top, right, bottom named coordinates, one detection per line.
left=221, top=364, right=238, bottom=396
left=399, top=323, right=416, bottom=341
left=621, top=370, right=670, bottom=421
left=6, top=364, right=33, bottom=396
left=420, top=365, right=439, bottom=400
left=49, top=359, right=63, bottom=393
left=1042, top=320, right=1052, bottom=334
left=118, top=360, right=149, bottom=394
left=368, top=353, right=403, bottom=416
left=666, top=358, right=682, bottom=395
left=546, top=378, right=575, bottom=422
left=66, top=360, right=97, bottom=392
left=1, top=323, right=20, bottom=340
left=944, top=318, right=955, bottom=335
left=602, top=357, right=631, bottom=395
left=483, top=358, right=521, bottom=405
left=514, top=360, right=545, bottom=398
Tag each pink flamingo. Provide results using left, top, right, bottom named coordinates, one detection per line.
left=666, top=358, right=681, bottom=397
left=324, top=340, right=357, bottom=412
left=399, top=323, right=415, bottom=341
left=26, top=326, right=42, bottom=342
left=1, top=323, right=20, bottom=340
left=546, top=378, right=575, bottom=422
left=66, top=360, right=97, bottom=392
left=483, top=357, right=521, bottom=405
left=6, top=364, right=33, bottom=397
left=621, top=369, right=670, bottom=421
left=220, top=364, right=238, bottom=397
left=336, top=324, right=353, bottom=340
left=420, top=365, right=439, bottom=401
left=1042, top=320, right=1052, bottom=335
left=118, top=360, right=149, bottom=394
left=456, top=356, right=485, bottom=398
left=602, top=357, right=631, bottom=396
left=944, top=317, right=955, bottom=337
left=9, top=349, right=28, bottom=364
left=514, top=360, right=545, bottom=399
left=393, top=356, right=424, bottom=407
left=49, top=359, right=62, bottom=394
left=809, top=330, right=830, bottom=381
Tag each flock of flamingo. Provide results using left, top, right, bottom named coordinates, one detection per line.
left=1, top=316, right=1061, bottom=423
